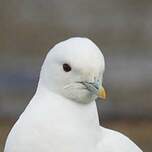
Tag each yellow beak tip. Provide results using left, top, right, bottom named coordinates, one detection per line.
left=98, top=87, right=106, bottom=100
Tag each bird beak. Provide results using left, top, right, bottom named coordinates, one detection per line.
left=82, top=81, right=106, bottom=100
left=97, top=86, right=106, bottom=100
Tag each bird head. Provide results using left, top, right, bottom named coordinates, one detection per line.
left=39, top=37, right=106, bottom=104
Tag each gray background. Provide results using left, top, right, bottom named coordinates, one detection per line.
left=0, top=0, right=152, bottom=151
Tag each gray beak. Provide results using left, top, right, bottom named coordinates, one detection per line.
left=82, top=82, right=99, bottom=94
left=81, top=81, right=106, bottom=99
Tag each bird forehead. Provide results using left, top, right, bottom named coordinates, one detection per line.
left=52, top=37, right=102, bottom=57
left=49, top=37, right=105, bottom=71
left=60, top=51, right=103, bottom=74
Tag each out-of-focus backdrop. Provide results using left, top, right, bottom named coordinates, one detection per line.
left=0, top=0, right=152, bottom=151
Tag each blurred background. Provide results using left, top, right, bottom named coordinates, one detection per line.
left=0, top=0, right=152, bottom=151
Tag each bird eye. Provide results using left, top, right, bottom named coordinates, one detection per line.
left=63, top=63, right=71, bottom=72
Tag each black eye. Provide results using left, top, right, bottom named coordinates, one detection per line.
left=63, top=63, right=71, bottom=72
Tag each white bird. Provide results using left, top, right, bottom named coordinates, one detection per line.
left=4, top=37, right=142, bottom=152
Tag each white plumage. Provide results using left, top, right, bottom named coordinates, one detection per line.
left=4, top=37, right=142, bottom=152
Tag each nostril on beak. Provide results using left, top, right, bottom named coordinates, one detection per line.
left=95, top=79, right=100, bottom=86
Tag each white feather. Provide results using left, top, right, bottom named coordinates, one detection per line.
left=4, top=37, right=142, bottom=152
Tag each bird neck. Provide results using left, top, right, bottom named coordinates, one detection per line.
left=35, top=85, right=100, bottom=129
